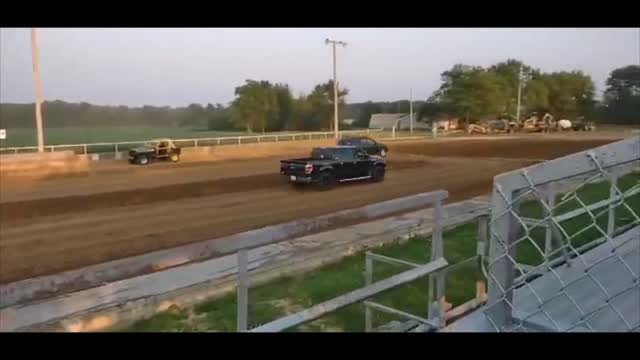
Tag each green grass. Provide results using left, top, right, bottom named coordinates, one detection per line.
left=124, top=223, right=482, bottom=332
left=516, top=171, right=639, bottom=266
left=0, top=127, right=245, bottom=148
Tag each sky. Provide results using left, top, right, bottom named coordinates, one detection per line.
left=1, top=28, right=639, bottom=107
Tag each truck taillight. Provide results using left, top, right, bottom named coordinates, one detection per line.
left=304, top=163, right=313, bottom=175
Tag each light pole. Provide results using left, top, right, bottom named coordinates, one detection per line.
left=409, top=88, right=414, bottom=134
left=325, top=38, right=347, bottom=140
left=31, top=28, right=45, bottom=152
left=516, top=64, right=523, bottom=123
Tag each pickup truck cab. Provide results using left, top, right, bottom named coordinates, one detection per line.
left=280, top=146, right=386, bottom=189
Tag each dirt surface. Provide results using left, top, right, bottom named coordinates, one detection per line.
left=0, top=135, right=622, bottom=283
left=390, top=137, right=615, bottom=160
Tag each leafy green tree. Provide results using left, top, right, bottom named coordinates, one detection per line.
left=603, top=65, right=640, bottom=124
left=523, top=78, right=550, bottom=115
left=272, top=84, right=294, bottom=131
left=490, top=59, right=532, bottom=115
left=542, top=71, right=595, bottom=119
left=307, top=80, right=349, bottom=130
left=230, top=80, right=278, bottom=133
left=432, top=64, right=507, bottom=122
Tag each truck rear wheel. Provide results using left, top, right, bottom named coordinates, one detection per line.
left=170, top=153, right=180, bottom=162
left=137, top=155, right=149, bottom=165
left=317, top=171, right=335, bottom=190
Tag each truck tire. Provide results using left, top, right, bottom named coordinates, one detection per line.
left=372, top=165, right=385, bottom=182
left=317, top=171, right=335, bottom=190
left=170, top=153, right=180, bottom=162
left=137, top=155, right=150, bottom=165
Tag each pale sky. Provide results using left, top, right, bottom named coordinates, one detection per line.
left=1, top=28, right=639, bottom=107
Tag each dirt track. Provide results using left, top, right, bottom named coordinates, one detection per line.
left=0, top=136, right=619, bottom=283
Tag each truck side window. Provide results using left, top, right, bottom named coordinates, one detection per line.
left=337, top=148, right=356, bottom=160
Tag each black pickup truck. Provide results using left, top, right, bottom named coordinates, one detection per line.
left=280, top=146, right=386, bottom=189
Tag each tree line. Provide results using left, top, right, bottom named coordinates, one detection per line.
left=1, top=63, right=637, bottom=131
left=0, top=100, right=227, bottom=129
left=421, top=61, right=639, bottom=125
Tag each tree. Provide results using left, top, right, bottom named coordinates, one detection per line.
left=272, top=84, right=294, bottom=131
left=603, top=65, right=640, bottom=124
left=432, top=64, right=507, bottom=122
left=206, top=103, right=234, bottom=131
left=542, top=71, right=595, bottom=119
left=417, top=100, right=447, bottom=121
left=308, top=80, right=349, bottom=130
left=181, top=103, right=206, bottom=128
left=230, top=80, right=278, bottom=133
left=291, top=94, right=317, bottom=131
left=523, top=78, right=550, bottom=115
left=489, top=59, right=539, bottom=116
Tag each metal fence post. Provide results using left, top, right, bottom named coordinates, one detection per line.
left=485, top=187, right=518, bottom=330
left=477, top=215, right=488, bottom=257
left=195, top=139, right=199, bottom=147
left=544, top=183, right=556, bottom=258
left=238, top=137, right=241, bottom=145
left=364, top=253, right=373, bottom=332
left=237, top=249, right=249, bottom=332
left=607, top=169, right=619, bottom=238
left=476, top=215, right=489, bottom=302
left=83, top=144, right=88, bottom=155
left=428, top=199, right=446, bottom=328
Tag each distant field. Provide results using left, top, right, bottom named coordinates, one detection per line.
left=0, top=127, right=245, bottom=147
left=0, top=127, right=387, bottom=149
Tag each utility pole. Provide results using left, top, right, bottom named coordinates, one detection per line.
left=409, top=88, right=414, bottom=134
left=325, top=38, right=347, bottom=140
left=516, top=64, right=523, bottom=123
left=31, top=28, right=45, bottom=152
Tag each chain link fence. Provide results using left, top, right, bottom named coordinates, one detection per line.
left=483, top=136, right=640, bottom=332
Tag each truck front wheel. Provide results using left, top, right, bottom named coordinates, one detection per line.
left=170, top=153, right=180, bottom=162
left=372, top=166, right=385, bottom=182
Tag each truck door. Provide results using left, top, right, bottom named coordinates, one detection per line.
left=353, top=148, right=371, bottom=177
left=334, top=148, right=358, bottom=180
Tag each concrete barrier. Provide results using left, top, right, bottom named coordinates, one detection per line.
left=0, top=151, right=90, bottom=179
left=0, top=191, right=447, bottom=308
